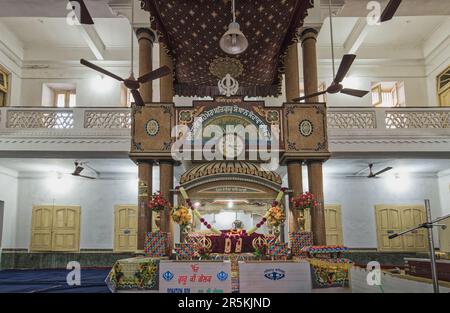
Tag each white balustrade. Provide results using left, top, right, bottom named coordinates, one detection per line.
left=1, top=107, right=450, bottom=131
left=327, top=107, right=450, bottom=130
left=0, top=107, right=131, bottom=130
left=0, top=106, right=449, bottom=154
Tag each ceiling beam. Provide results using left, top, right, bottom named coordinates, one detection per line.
left=343, top=17, right=370, bottom=54
left=77, top=24, right=105, bottom=60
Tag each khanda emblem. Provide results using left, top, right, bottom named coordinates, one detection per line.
left=218, top=74, right=239, bottom=97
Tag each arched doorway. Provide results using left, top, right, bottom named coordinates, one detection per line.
left=179, top=161, right=282, bottom=235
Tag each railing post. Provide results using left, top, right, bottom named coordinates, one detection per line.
left=376, top=108, right=386, bottom=129
left=0, top=107, right=6, bottom=129
left=72, top=108, right=85, bottom=129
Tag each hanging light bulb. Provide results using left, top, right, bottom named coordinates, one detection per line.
left=220, top=0, right=248, bottom=55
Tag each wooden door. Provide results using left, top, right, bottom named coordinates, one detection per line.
left=375, top=205, right=404, bottom=251
left=401, top=206, right=427, bottom=252
left=439, top=217, right=450, bottom=253
left=51, top=206, right=81, bottom=252
left=325, top=205, right=343, bottom=245
left=114, top=205, right=138, bottom=252
left=302, top=205, right=343, bottom=245
left=375, top=205, right=426, bottom=252
left=30, top=206, right=53, bottom=251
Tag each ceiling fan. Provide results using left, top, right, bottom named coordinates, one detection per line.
left=348, top=163, right=393, bottom=179
left=380, top=0, right=403, bottom=23
left=79, top=0, right=171, bottom=106
left=71, top=161, right=98, bottom=180
left=70, top=0, right=94, bottom=25
left=293, top=1, right=369, bottom=102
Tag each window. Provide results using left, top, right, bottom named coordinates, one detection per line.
left=0, top=66, right=9, bottom=106
left=371, top=81, right=405, bottom=107
left=42, top=83, right=76, bottom=107
left=437, top=65, right=450, bottom=106
left=54, top=90, right=76, bottom=107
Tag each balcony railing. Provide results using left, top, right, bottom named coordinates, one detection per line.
left=1, top=106, right=450, bottom=131
left=0, top=107, right=131, bottom=130
left=327, top=107, right=450, bottom=130
left=1, top=106, right=449, bottom=155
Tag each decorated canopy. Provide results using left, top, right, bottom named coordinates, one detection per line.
left=140, top=0, right=313, bottom=97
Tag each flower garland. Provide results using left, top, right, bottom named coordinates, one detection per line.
left=176, top=186, right=288, bottom=237
left=247, top=187, right=287, bottom=235
left=176, top=186, right=221, bottom=234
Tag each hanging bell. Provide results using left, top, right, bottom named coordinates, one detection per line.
left=219, top=22, right=249, bottom=55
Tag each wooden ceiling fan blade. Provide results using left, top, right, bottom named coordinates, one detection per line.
left=334, top=54, right=356, bottom=84
left=72, top=166, right=84, bottom=176
left=78, top=174, right=96, bottom=180
left=373, top=167, right=393, bottom=177
left=138, top=66, right=171, bottom=84
left=292, top=91, right=327, bottom=102
left=380, top=0, right=402, bottom=23
left=80, top=59, right=124, bottom=82
left=76, top=0, right=94, bottom=25
left=130, top=89, right=145, bottom=106
left=340, top=88, right=370, bottom=97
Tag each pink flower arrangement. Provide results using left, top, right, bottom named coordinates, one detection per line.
left=148, top=191, right=171, bottom=212
left=291, top=192, right=319, bottom=212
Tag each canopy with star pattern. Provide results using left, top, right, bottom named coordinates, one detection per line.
left=141, top=0, right=313, bottom=97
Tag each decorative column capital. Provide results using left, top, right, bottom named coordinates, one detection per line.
left=136, top=27, right=157, bottom=43
left=300, top=28, right=319, bottom=44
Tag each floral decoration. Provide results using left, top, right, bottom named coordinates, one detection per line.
left=171, top=205, right=192, bottom=226
left=147, top=191, right=171, bottom=212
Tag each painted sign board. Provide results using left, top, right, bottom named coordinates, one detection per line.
left=239, top=261, right=312, bottom=293
left=159, top=261, right=232, bottom=293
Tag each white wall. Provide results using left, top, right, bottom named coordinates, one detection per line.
left=0, top=166, right=19, bottom=249
left=438, top=171, right=450, bottom=216
left=324, top=175, right=442, bottom=249
left=19, top=71, right=127, bottom=107
left=14, top=175, right=138, bottom=250
left=3, top=166, right=448, bottom=250
left=313, top=61, right=429, bottom=107
left=0, top=21, right=23, bottom=107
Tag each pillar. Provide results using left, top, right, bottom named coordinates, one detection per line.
left=136, top=28, right=155, bottom=103
left=137, top=162, right=152, bottom=251
left=300, top=28, right=319, bottom=101
left=285, top=42, right=300, bottom=102
left=159, top=43, right=174, bottom=102
left=159, top=161, right=174, bottom=238
left=308, top=161, right=326, bottom=245
left=287, top=162, right=303, bottom=233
